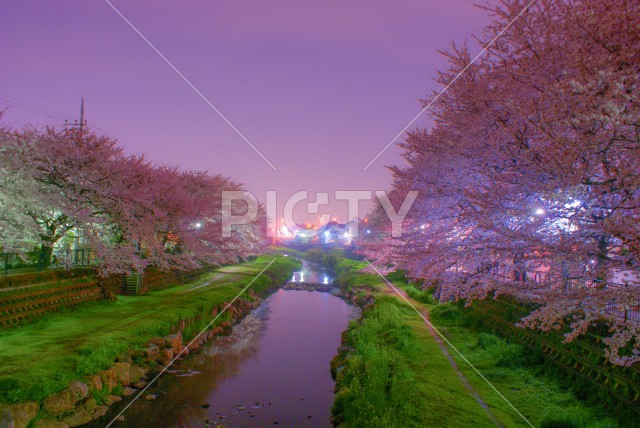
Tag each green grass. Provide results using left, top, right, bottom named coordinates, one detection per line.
left=403, top=285, right=436, bottom=305
left=333, top=258, right=387, bottom=293
left=332, top=296, right=496, bottom=427
left=326, top=251, right=621, bottom=427
left=0, top=255, right=300, bottom=404
left=429, top=303, right=619, bottom=428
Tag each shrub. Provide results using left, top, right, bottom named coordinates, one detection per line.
left=332, top=298, right=421, bottom=427
left=430, top=303, right=474, bottom=327
left=405, top=285, right=436, bottom=304
left=306, top=248, right=326, bottom=264
left=474, top=332, right=526, bottom=368
left=322, top=254, right=338, bottom=269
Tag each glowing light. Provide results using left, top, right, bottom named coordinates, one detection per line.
left=366, top=229, right=371, bottom=234
left=535, top=208, right=545, bottom=215
left=300, top=271, right=304, bottom=282
left=195, top=222, right=202, bottom=228
left=283, top=254, right=288, bottom=257
left=420, top=224, right=426, bottom=230
left=343, top=232, right=349, bottom=238
left=323, top=276, right=329, bottom=285
left=291, top=273, right=296, bottom=282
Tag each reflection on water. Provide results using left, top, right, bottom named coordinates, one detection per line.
left=112, top=289, right=359, bottom=427
left=291, top=261, right=333, bottom=284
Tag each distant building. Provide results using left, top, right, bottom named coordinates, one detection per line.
left=278, top=220, right=353, bottom=246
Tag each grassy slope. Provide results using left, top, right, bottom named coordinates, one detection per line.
left=333, top=259, right=496, bottom=427
left=428, top=303, right=619, bottom=428
left=333, top=257, right=619, bottom=427
left=0, top=255, right=299, bottom=404
left=334, top=297, right=496, bottom=428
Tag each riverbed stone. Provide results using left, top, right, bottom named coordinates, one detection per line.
left=42, top=389, right=76, bottom=416
left=83, top=397, right=97, bottom=413
left=148, top=337, right=164, bottom=347
left=92, top=406, right=108, bottom=421
left=68, top=381, right=89, bottom=401
left=158, top=348, right=174, bottom=366
left=132, top=381, right=147, bottom=389
left=115, top=353, right=132, bottom=363
left=164, top=333, right=183, bottom=353
left=98, top=368, right=117, bottom=392
left=62, top=409, right=93, bottom=427
left=86, top=375, right=102, bottom=391
left=0, top=401, right=39, bottom=428
left=103, top=395, right=122, bottom=406
left=144, top=344, right=159, bottom=363
left=122, top=387, right=136, bottom=397
left=113, top=362, right=131, bottom=386
left=129, top=364, right=146, bottom=383
left=33, top=419, right=69, bottom=428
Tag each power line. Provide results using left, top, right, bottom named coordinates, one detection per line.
left=0, top=92, right=68, bottom=118
left=0, top=99, right=66, bottom=120
left=0, top=93, right=106, bottom=134
left=87, top=120, right=106, bottom=134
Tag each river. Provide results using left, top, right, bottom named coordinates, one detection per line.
left=111, top=262, right=358, bottom=427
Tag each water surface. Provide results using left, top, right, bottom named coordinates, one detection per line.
left=114, top=288, right=358, bottom=427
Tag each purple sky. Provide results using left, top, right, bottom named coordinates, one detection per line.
left=1, top=0, right=492, bottom=223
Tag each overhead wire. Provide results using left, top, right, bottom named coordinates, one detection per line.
left=0, top=92, right=107, bottom=133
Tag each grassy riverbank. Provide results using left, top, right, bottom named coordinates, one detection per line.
left=429, top=303, right=619, bottom=427
left=0, top=254, right=299, bottom=404
left=332, top=296, right=497, bottom=427
left=331, top=256, right=621, bottom=427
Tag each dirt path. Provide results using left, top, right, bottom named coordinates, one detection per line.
left=381, top=285, right=504, bottom=428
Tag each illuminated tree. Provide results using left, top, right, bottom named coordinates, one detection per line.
left=0, top=125, right=266, bottom=274
left=364, top=0, right=640, bottom=364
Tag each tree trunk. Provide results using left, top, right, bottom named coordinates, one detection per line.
left=39, top=243, right=53, bottom=268
left=596, top=235, right=608, bottom=281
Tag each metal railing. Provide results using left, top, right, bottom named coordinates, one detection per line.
left=1, top=249, right=97, bottom=276
left=442, top=262, right=640, bottom=323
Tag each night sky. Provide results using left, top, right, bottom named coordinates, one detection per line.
left=1, top=0, right=492, bottom=222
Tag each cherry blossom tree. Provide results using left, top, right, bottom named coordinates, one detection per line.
left=0, top=124, right=53, bottom=253
left=0, top=124, right=266, bottom=275
left=363, top=0, right=640, bottom=364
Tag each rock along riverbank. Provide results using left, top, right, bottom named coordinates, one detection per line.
left=0, top=256, right=299, bottom=428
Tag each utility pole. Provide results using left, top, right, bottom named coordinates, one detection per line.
left=64, top=97, right=86, bottom=132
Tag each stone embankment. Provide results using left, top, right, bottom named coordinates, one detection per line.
left=0, top=297, right=260, bottom=428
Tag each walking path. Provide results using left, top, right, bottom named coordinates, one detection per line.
left=380, top=284, right=504, bottom=427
